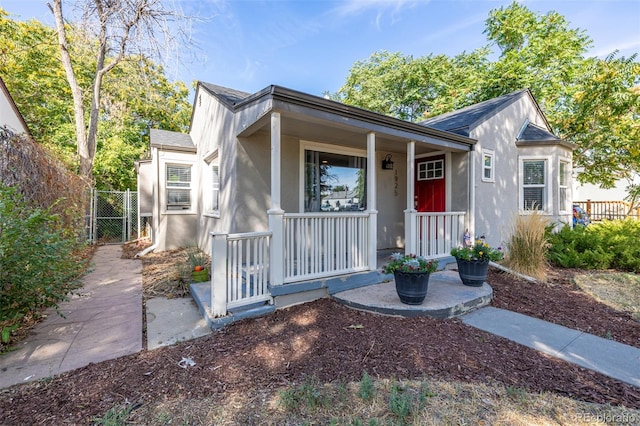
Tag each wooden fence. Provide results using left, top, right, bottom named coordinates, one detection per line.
left=574, top=200, right=640, bottom=221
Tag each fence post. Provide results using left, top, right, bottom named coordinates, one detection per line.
left=211, top=232, right=228, bottom=317
left=586, top=199, right=592, bottom=218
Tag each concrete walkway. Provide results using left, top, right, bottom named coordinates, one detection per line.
left=2, top=246, right=639, bottom=390
left=462, top=307, right=640, bottom=388
left=0, top=245, right=142, bottom=389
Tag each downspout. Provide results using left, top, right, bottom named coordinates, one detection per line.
left=469, top=146, right=476, bottom=240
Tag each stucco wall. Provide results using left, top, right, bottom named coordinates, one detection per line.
left=469, top=95, right=572, bottom=247
left=155, top=149, right=198, bottom=250
left=376, top=151, right=407, bottom=249
left=0, top=86, right=28, bottom=134
left=136, top=161, right=153, bottom=216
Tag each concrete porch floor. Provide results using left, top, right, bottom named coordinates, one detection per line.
left=332, top=269, right=492, bottom=319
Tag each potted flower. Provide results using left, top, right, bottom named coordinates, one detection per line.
left=450, top=240, right=503, bottom=287
left=382, top=253, right=437, bottom=305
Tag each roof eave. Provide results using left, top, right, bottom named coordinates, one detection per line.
left=516, top=139, right=577, bottom=150
left=238, top=85, right=476, bottom=148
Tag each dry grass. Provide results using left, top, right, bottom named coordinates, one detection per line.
left=504, top=211, right=549, bottom=281
left=127, top=378, right=640, bottom=425
left=574, top=272, right=640, bottom=321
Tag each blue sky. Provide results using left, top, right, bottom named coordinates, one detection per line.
left=1, top=0, right=639, bottom=97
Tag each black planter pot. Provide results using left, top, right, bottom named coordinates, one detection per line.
left=393, top=271, right=431, bottom=305
left=456, top=258, right=489, bottom=287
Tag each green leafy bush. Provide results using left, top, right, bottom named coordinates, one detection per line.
left=547, top=220, right=640, bottom=272
left=0, top=185, right=87, bottom=342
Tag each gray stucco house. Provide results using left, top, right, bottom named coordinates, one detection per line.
left=136, top=83, right=573, bottom=316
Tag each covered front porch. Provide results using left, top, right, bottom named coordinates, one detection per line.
left=191, top=249, right=492, bottom=329
left=205, top=89, right=477, bottom=318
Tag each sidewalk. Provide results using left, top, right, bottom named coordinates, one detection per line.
left=462, top=307, right=640, bottom=388
left=0, top=245, right=142, bottom=389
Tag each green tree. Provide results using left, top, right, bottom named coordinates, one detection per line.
left=560, top=53, right=640, bottom=207
left=0, top=9, right=191, bottom=190
left=336, top=2, right=640, bottom=203
left=50, top=0, right=193, bottom=182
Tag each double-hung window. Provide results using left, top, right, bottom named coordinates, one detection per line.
left=166, top=164, right=191, bottom=210
left=558, top=160, right=569, bottom=213
left=520, top=159, right=547, bottom=211
left=482, top=149, right=495, bottom=182
left=209, top=162, right=220, bottom=215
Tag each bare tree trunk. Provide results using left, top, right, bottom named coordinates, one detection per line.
left=50, top=0, right=194, bottom=184
left=51, top=0, right=92, bottom=179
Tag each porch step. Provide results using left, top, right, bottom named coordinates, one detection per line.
left=269, top=270, right=386, bottom=298
left=189, top=282, right=275, bottom=330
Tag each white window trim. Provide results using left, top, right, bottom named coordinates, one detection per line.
left=519, top=155, right=552, bottom=214
left=204, top=155, right=220, bottom=218
left=417, top=158, right=444, bottom=181
left=299, top=140, right=367, bottom=213
left=164, top=162, right=195, bottom=215
left=558, top=158, right=571, bottom=214
left=482, top=149, right=495, bottom=183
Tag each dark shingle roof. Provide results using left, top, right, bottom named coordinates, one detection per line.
left=150, top=128, right=195, bottom=152
left=420, top=90, right=530, bottom=136
left=518, top=122, right=559, bottom=142
left=199, top=82, right=252, bottom=106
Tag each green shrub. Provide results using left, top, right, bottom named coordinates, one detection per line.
left=547, top=220, right=640, bottom=272
left=504, top=211, right=549, bottom=281
left=0, top=185, right=87, bottom=341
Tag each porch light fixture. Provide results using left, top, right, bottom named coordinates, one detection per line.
left=382, top=154, right=394, bottom=170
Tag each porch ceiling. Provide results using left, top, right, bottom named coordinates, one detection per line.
left=242, top=112, right=472, bottom=155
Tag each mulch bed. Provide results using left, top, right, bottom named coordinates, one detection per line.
left=489, top=268, right=640, bottom=348
left=1, top=261, right=640, bottom=423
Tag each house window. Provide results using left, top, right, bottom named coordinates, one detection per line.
left=521, top=159, right=547, bottom=211
left=417, top=159, right=444, bottom=180
left=304, top=149, right=366, bottom=212
left=208, top=162, right=220, bottom=214
left=482, top=149, right=494, bottom=182
left=166, top=164, right=191, bottom=210
left=559, top=160, right=569, bottom=213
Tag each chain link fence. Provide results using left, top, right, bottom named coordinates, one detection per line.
left=86, top=189, right=139, bottom=244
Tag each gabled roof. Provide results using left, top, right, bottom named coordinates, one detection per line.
left=199, top=82, right=251, bottom=107
left=196, top=81, right=477, bottom=152
left=150, top=128, right=195, bottom=152
left=421, top=89, right=540, bottom=137
left=518, top=122, right=558, bottom=142
left=516, top=121, right=576, bottom=149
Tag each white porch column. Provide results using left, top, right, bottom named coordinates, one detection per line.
left=268, top=112, right=285, bottom=286
left=468, top=148, right=476, bottom=242
left=367, top=132, right=378, bottom=270
left=404, top=141, right=417, bottom=255
left=211, top=232, right=228, bottom=317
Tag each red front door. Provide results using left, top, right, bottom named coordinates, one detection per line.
left=415, top=155, right=445, bottom=212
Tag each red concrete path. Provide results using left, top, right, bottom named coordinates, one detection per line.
left=0, top=245, right=142, bottom=388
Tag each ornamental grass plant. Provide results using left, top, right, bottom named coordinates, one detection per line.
left=504, top=210, right=549, bottom=281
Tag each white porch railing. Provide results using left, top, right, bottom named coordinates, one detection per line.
left=412, top=211, right=466, bottom=258
left=283, top=212, right=370, bottom=283
left=211, top=231, right=272, bottom=317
